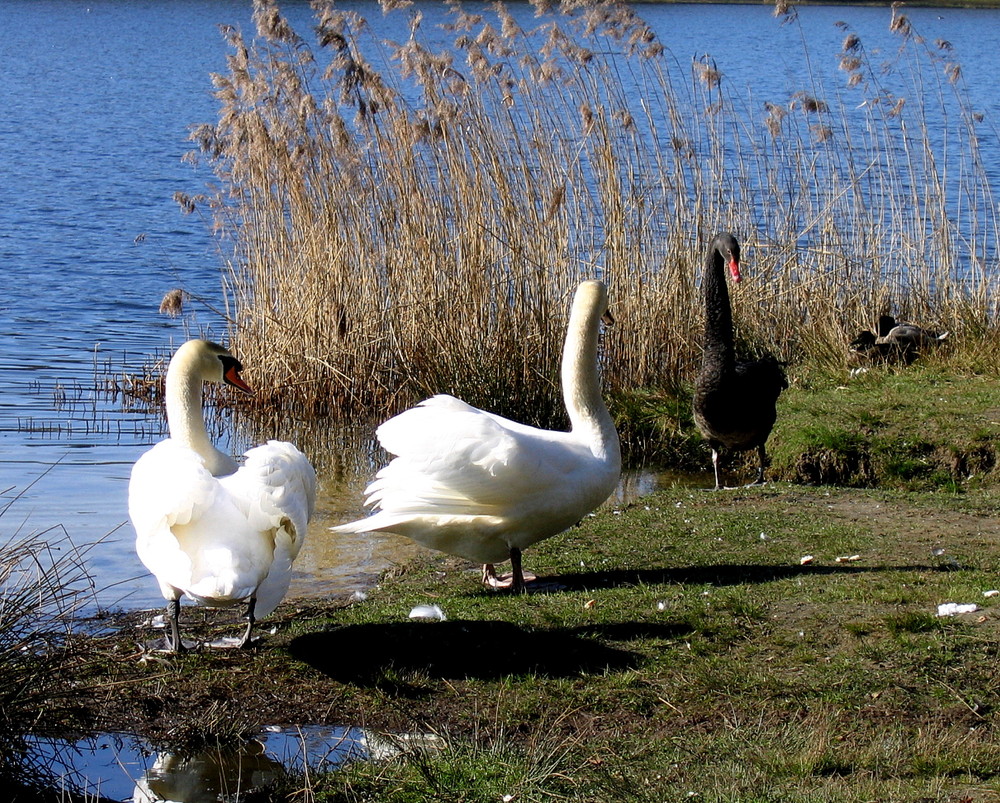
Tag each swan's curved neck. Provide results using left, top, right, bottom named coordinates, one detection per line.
left=702, top=246, right=735, bottom=374
left=166, top=361, right=234, bottom=476
left=562, top=291, right=618, bottom=460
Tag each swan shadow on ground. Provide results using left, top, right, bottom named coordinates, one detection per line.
left=522, top=561, right=942, bottom=594
left=288, top=619, right=651, bottom=688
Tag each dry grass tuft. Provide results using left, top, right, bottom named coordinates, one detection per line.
left=0, top=486, right=102, bottom=791
left=158, top=288, right=188, bottom=317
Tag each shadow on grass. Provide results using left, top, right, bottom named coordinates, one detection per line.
left=288, top=619, right=657, bottom=687
left=534, top=562, right=940, bottom=592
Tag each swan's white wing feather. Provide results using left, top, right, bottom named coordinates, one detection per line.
left=366, top=395, right=584, bottom=514
left=217, top=440, right=316, bottom=616
left=220, top=440, right=316, bottom=559
left=130, top=439, right=316, bottom=616
left=332, top=394, right=617, bottom=563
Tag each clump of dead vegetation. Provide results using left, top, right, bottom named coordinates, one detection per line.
left=0, top=487, right=101, bottom=794
left=182, top=0, right=999, bottom=426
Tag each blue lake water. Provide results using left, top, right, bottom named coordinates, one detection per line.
left=2, top=0, right=999, bottom=617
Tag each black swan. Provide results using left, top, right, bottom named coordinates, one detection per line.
left=693, top=233, right=787, bottom=490
left=849, top=314, right=948, bottom=366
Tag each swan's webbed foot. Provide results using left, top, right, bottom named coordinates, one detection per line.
left=237, top=596, right=257, bottom=649
left=483, top=549, right=536, bottom=592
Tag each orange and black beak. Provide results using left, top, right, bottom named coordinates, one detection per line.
left=220, top=356, right=254, bottom=396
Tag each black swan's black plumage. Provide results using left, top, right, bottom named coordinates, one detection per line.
left=693, top=233, right=787, bottom=490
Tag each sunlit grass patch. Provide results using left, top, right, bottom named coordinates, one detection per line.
left=770, top=366, right=1000, bottom=488
left=53, top=476, right=1000, bottom=801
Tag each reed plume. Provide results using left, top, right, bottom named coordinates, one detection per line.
left=187, top=0, right=999, bottom=434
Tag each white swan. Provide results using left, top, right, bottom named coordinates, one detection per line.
left=332, top=280, right=621, bottom=592
left=129, top=339, right=316, bottom=651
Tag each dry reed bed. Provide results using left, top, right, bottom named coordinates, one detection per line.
left=180, top=0, right=1000, bottom=425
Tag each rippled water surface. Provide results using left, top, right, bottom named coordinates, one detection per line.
left=2, top=0, right=999, bottom=615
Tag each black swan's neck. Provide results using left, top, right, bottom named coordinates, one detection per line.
left=701, top=237, right=737, bottom=377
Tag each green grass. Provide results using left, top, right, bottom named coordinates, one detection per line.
left=18, top=347, right=1000, bottom=801
left=248, top=480, right=1000, bottom=801
left=609, top=357, right=1000, bottom=491
left=769, top=362, right=1000, bottom=489
left=75, top=464, right=1000, bottom=801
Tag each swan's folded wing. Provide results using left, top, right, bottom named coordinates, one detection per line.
left=219, top=440, right=317, bottom=561
left=364, top=394, right=581, bottom=516
left=128, top=440, right=220, bottom=578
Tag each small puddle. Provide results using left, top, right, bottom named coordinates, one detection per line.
left=24, top=727, right=445, bottom=801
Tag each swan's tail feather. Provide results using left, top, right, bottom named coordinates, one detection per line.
left=331, top=511, right=504, bottom=535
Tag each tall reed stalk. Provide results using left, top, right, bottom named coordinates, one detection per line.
left=184, top=0, right=999, bottom=426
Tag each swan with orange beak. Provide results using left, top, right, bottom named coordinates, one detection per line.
left=129, top=339, right=315, bottom=651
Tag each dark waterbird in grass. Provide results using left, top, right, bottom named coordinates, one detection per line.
left=849, top=314, right=948, bottom=366
left=693, top=233, right=788, bottom=490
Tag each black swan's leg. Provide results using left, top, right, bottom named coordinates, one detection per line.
left=482, top=564, right=497, bottom=586
left=750, top=444, right=767, bottom=486
left=510, top=547, right=526, bottom=594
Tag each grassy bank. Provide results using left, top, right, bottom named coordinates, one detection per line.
left=53, top=362, right=1000, bottom=801
left=771, top=363, right=1000, bottom=489
left=2, top=360, right=998, bottom=798
left=78, top=476, right=1000, bottom=801
left=611, top=342, right=1000, bottom=484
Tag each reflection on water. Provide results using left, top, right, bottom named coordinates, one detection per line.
left=133, top=742, right=288, bottom=803
left=26, top=726, right=445, bottom=802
